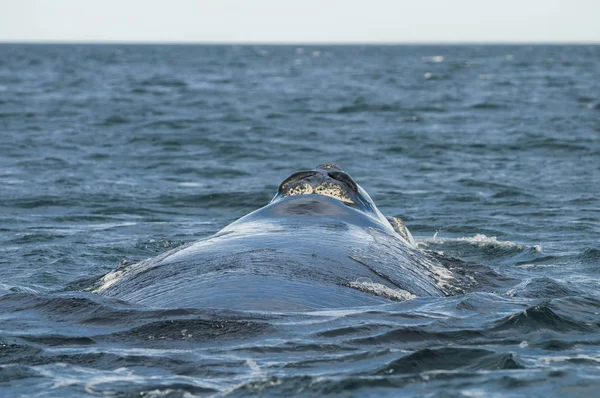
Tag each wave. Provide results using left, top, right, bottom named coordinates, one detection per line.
left=375, top=347, right=524, bottom=374
left=420, top=233, right=537, bottom=251
left=2, top=290, right=600, bottom=396
left=418, top=234, right=547, bottom=269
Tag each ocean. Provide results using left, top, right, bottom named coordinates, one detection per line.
left=0, top=44, right=599, bottom=397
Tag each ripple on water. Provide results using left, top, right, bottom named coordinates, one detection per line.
left=375, top=347, right=525, bottom=375
left=1, top=44, right=600, bottom=397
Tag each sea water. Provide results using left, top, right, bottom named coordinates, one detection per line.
left=0, top=44, right=599, bottom=397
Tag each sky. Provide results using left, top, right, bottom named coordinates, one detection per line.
left=0, top=0, right=599, bottom=44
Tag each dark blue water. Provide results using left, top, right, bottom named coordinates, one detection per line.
left=1, top=44, right=599, bottom=397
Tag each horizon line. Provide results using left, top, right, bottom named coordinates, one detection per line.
left=1, top=40, right=599, bottom=46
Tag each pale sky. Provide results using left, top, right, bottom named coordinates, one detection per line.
left=0, top=0, right=599, bottom=43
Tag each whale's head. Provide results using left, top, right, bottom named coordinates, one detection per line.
left=224, top=164, right=416, bottom=246
left=271, top=164, right=388, bottom=224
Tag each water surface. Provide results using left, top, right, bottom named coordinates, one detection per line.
left=0, top=44, right=599, bottom=397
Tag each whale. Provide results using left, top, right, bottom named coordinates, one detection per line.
left=91, top=164, right=472, bottom=311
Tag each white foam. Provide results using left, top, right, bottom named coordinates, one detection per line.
left=178, top=182, right=204, bottom=187
left=141, top=389, right=196, bottom=398
left=0, top=178, right=24, bottom=185
left=422, top=55, right=444, bottom=63
left=246, top=358, right=262, bottom=374
left=459, top=234, right=522, bottom=248
left=87, top=222, right=138, bottom=231
left=304, top=308, right=374, bottom=317
left=419, top=233, right=541, bottom=252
